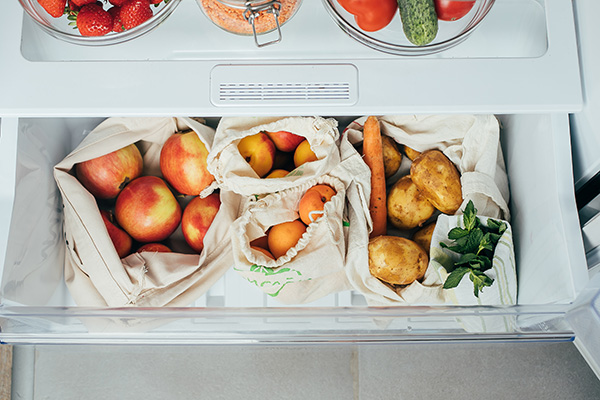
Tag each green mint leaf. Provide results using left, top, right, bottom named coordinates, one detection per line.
left=463, top=200, right=478, bottom=231
left=443, top=267, right=471, bottom=289
left=456, top=253, right=478, bottom=265
left=469, top=270, right=494, bottom=297
left=487, top=218, right=508, bottom=235
left=465, top=228, right=483, bottom=254
left=487, top=232, right=502, bottom=246
left=477, top=233, right=494, bottom=254
left=448, top=227, right=469, bottom=240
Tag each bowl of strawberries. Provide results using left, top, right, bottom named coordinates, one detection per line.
left=19, top=0, right=181, bottom=45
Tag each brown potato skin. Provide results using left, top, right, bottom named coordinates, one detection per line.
left=412, top=222, right=436, bottom=256
left=410, top=150, right=462, bottom=214
left=381, top=136, right=402, bottom=179
left=387, top=175, right=435, bottom=230
left=403, top=145, right=421, bottom=161
left=368, top=236, right=428, bottom=285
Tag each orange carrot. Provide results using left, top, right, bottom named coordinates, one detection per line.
left=362, top=116, right=387, bottom=238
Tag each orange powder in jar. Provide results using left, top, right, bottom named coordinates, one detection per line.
left=200, top=0, right=300, bottom=35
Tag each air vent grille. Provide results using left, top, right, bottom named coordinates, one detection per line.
left=211, top=64, right=358, bottom=106
left=219, top=82, right=352, bottom=102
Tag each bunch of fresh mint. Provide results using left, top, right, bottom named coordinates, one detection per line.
left=440, top=200, right=507, bottom=298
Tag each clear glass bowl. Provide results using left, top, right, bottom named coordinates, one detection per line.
left=323, top=0, right=496, bottom=56
left=19, top=0, right=182, bottom=46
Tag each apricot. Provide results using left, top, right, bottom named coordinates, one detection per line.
left=251, top=246, right=275, bottom=260
left=267, top=219, right=307, bottom=259
left=298, top=184, right=337, bottom=225
left=293, top=140, right=318, bottom=168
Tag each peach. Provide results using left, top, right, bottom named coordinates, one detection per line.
left=181, top=193, right=221, bottom=254
left=237, top=132, right=276, bottom=177
left=267, top=219, right=307, bottom=259
left=251, top=246, right=274, bottom=260
left=76, top=144, right=143, bottom=199
left=264, top=130, right=305, bottom=152
left=265, top=169, right=289, bottom=179
left=298, top=184, right=337, bottom=225
left=293, top=139, right=318, bottom=168
left=138, top=243, right=172, bottom=253
left=160, top=130, right=214, bottom=196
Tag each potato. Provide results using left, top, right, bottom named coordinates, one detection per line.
left=382, top=135, right=402, bottom=179
left=410, top=150, right=462, bottom=214
left=368, top=236, right=428, bottom=286
left=403, top=145, right=421, bottom=161
left=412, top=222, right=436, bottom=256
left=387, top=175, right=435, bottom=230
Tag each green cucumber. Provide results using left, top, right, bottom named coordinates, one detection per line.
left=397, top=0, right=439, bottom=46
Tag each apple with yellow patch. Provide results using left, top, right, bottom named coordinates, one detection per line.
left=100, top=209, right=132, bottom=259
left=160, top=130, right=214, bottom=195
left=138, top=243, right=172, bottom=253
left=298, top=184, right=337, bottom=225
left=182, top=193, right=221, bottom=254
left=115, top=176, right=182, bottom=243
left=76, top=144, right=143, bottom=199
left=237, top=132, right=276, bottom=177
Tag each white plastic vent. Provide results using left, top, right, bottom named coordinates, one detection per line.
left=211, top=64, right=358, bottom=106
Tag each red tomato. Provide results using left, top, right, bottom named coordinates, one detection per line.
left=434, top=0, right=476, bottom=21
left=338, top=0, right=398, bottom=32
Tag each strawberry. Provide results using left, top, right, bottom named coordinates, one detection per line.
left=37, top=0, right=67, bottom=18
left=76, top=3, right=112, bottom=36
left=120, top=0, right=153, bottom=30
left=150, top=0, right=163, bottom=4
left=69, top=0, right=95, bottom=6
left=109, top=0, right=129, bottom=6
left=108, top=6, right=125, bottom=32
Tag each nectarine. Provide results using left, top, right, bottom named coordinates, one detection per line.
left=293, top=140, right=318, bottom=168
left=265, top=169, right=289, bottom=179
left=237, top=133, right=276, bottom=177
left=264, top=130, right=305, bottom=152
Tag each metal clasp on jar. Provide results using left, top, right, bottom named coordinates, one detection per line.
left=243, top=1, right=282, bottom=47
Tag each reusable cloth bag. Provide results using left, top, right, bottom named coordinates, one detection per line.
left=54, top=117, right=241, bottom=308
left=230, top=136, right=371, bottom=304
left=343, top=114, right=512, bottom=306
left=430, top=214, right=518, bottom=332
left=207, top=116, right=341, bottom=196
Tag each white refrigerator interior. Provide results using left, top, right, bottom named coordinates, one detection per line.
left=2, top=0, right=600, bottom=384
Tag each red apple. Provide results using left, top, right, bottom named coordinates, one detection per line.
left=264, top=130, right=305, bottom=152
left=115, top=176, right=182, bottom=243
left=160, top=130, right=215, bottom=196
left=181, top=193, right=221, bottom=254
left=237, top=132, right=276, bottom=177
left=138, top=243, right=172, bottom=253
left=76, top=144, right=143, bottom=199
left=100, top=209, right=132, bottom=258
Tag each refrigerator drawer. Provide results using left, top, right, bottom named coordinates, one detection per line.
left=0, top=113, right=588, bottom=344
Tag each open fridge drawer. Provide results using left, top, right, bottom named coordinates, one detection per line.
left=0, top=112, right=591, bottom=345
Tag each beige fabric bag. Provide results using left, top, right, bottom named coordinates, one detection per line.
left=343, top=114, right=510, bottom=306
left=230, top=136, right=371, bottom=304
left=54, top=117, right=242, bottom=308
left=207, top=116, right=341, bottom=196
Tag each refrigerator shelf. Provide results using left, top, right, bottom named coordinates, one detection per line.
left=0, top=0, right=582, bottom=116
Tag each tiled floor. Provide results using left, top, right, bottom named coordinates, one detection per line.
left=10, top=342, right=600, bottom=400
